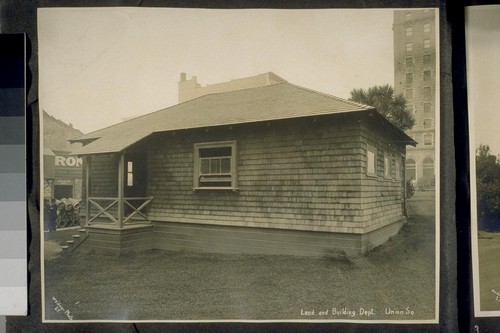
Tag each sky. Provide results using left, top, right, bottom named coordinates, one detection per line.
left=466, top=6, right=500, bottom=156
left=38, top=7, right=398, bottom=134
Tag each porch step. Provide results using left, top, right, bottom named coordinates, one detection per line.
left=60, top=228, right=90, bottom=256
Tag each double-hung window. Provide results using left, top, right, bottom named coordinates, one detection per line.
left=384, top=154, right=391, bottom=178
left=194, top=141, right=237, bottom=189
left=366, top=145, right=377, bottom=177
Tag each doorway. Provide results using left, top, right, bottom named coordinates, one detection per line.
left=123, top=152, right=148, bottom=216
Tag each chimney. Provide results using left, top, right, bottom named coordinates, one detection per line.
left=178, top=73, right=201, bottom=103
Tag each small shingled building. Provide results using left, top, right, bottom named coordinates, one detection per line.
left=71, top=74, right=416, bottom=256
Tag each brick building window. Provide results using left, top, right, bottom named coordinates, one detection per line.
left=424, top=118, right=432, bottom=129
left=424, top=23, right=430, bottom=33
left=406, top=73, right=413, bottom=84
left=406, top=88, right=413, bottom=99
left=424, top=70, right=431, bottom=81
left=423, top=157, right=434, bottom=177
left=406, top=158, right=416, bottom=181
left=406, top=42, right=413, bottom=52
left=405, top=12, right=412, bottom=20
left=424, top=102, right=431, bottom=113
left=406, top=104, right=414, bottom=114
left=423, top=133, right=433, bottom=146
left=406, top=57, right=413, bottom=67
left=194, top=141, right=237, bottom=189
left=406, top=27, right=413, bottom=36
left=423, top=54, right=432, bottom=64
left=423, top=86, right=431, bottom=98
left=424, top=39, right=431, bottom=48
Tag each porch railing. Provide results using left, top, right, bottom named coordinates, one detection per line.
left=87, top=196, right=153, bottom=227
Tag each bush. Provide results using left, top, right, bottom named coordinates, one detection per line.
left=406, top=179, right=415, bottom=199
left=476, top=144, right=500, bottom=231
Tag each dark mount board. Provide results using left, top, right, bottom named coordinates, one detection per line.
left=2, top=0, right=460, bottom=332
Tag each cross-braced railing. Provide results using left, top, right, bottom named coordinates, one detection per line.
left=87, top=196, right=153, bottom=227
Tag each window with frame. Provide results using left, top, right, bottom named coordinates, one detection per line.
left=406, top=158, right=416, bottom=180
left=424, top=118, right=432, bottom=129
left=406, top=42, right=413, bottom=52
left=406, top=57, right=413, bottom=67
left=406, top=27, right=413, bottom=36
left=405, top=12, right=412, bottom=20
left=424, top=70, right=431, bottom=81
left=424, top=39, right=431, bottom=48
left=424, top=102, right=431, bottom=113
left=406, top=104, right=414, bottom=114
left=423, top=54, right=432, bottom=64
left=423, top=157, right=434, bottom=177
left=366, top=146, right=376, bottom=176
left=194, top=141, right=237, bottom=189
left=424, top=23, right=430, bottom=33
left=423, top=133, right=433, bottom=146
left=406, top=88, right=413, bottom=99
left=127, top=161, right=133, bottom=186
left=406, top=73, right=413, bottom=84
left=395, top=160, right=401, bottom=180
left=423, top=86, right=431, bottom=98
left=384, top=155, right=391, bottom=178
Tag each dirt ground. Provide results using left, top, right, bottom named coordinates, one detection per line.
left=43, top=192, right=437, bottom=322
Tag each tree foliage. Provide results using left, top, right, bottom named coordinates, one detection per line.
left=475, top=144, right=500, bottom=231
left=349, top=84, right=415, bottom=131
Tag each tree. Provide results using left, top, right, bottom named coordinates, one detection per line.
left=475, top=144, right=500, bottom=230
left=349, top=84, right=415, bottom=131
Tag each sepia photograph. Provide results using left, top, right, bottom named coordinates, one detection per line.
left=39, top=7, right=439, bottom=322
left=467, top=5, right=500, bottom=317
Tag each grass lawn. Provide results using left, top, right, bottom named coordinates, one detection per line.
left=477, top=231, right=500, bottom=311
left=43, top=193, right=436, bottom=321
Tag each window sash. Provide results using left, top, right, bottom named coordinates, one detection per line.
left=424, top=70, right=431, bottom=81
left=406, top=57, right=413, bottom=67
left=424, top=103, right=431, bottom=113
left=194, top=141, right=237, bottom=189
left=366, top=149, right=376, bottom=176
left=424, top=134, right=433, bottom=145
left=423, top=86, right=432, bottom=98
left=200, top=157, right=231, bottom=175
left=384, top=156, right=391, bottom=177
left=406, top=73, right=413, bottom=84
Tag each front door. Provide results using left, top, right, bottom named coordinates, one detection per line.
left=124, top=153, right=148, bottom=216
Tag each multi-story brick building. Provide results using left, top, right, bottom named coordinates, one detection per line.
left=393, top=9, right=437, bottom=189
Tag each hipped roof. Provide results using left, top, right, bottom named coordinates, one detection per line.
left=71, top=82, right=415, bottom=155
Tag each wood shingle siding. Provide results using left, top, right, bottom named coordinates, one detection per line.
left=145, top=115, right=404, bottom=236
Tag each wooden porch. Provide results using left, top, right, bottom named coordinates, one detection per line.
left=84, top=152, right=153, bottom=229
